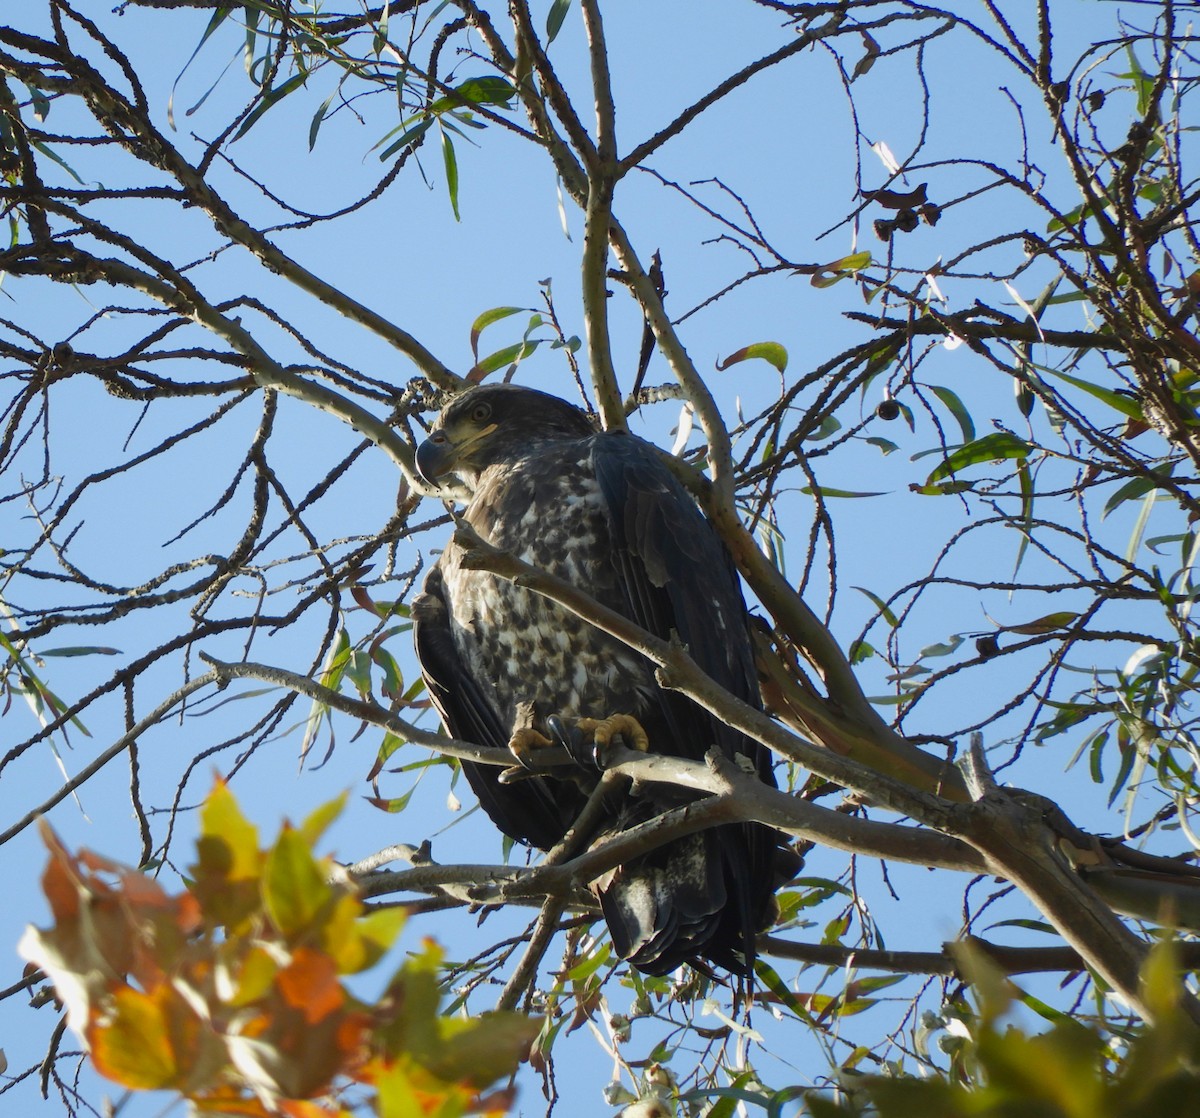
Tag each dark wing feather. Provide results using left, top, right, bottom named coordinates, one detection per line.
left=590, top=433, right=780, bottom=973
left=412, top=566, right=581, bottom=850
left=590, top=433, right=763, bottom=751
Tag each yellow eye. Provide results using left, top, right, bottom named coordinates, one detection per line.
left=471, top=402, right=492, bottom=423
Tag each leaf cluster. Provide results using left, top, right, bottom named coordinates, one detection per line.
left=19, top=782, right=539, bottom=1117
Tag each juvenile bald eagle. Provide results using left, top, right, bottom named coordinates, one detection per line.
left=412, top=384, right=786, bottom=975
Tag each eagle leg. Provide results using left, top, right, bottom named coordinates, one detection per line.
left=576, top=714, right=649, bottom=768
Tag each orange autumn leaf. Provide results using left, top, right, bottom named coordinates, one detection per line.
left=277, top=947, right=345, bottom=1026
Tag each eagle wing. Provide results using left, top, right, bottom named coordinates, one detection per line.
left=589, top=434, right=781, bottom=972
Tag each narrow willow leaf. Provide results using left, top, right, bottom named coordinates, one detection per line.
left=716, top=342, right=788, bottom=374
left=308, top=89, right=337, bottom=151
left=469, top=306, right=524, bottom=362
left=546, top=0, right=572, bottom=42
left=30, top=141, right=84, bottom=184
left=1125, top=488, right=1156, bottom=562
left=1042, top=366, right=1143, bottom=419
left=470, top=339, right=540, bottom=378
left=925, top=432, right=1031, bottom=484
left=1011, top=457, right=1033, bottom=580
left=232, top=72, right=308, bottom=142
left=929, top=385, right=975, bottom=443
left=1101, top=474, right=1160, bottom=519
left=40, top=646, right=120, bottom=657
left=811, top=250, right=873, bottom=288
left=376, top=116, right=432, bottom=161
left=1004, top=611, right=1079, bottom=635
left=853, top=586, right=898, bottom=628
left=441, top=130, right=460, bottom=221
left=801, top=486, right=887, bottom=499
left=168, top=5, right=234, bottom=130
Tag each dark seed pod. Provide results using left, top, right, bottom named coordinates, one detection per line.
left=975, top=635, right=1000, bottom=659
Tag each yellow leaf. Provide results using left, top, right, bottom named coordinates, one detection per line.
left=198, top=779, right=262, bottom=880
left=88, top=985, right=180, bottom=1090
left=299, top=792, right=348, bottom=849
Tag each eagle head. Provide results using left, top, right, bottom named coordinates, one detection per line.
left=416, top=384, right=597, bottom=488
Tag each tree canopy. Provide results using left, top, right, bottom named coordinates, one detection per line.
left=4, top=1, right=1200, bottom=1115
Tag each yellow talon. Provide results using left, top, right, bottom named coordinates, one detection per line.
left=507, top=726, right=555, bottom=768
left=577, top=714, right=649, bottom=753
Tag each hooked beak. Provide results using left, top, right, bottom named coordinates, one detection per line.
left=415, top=430, right=457, bottom=485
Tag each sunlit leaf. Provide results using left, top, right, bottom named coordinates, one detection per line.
left=716, top=341, right=788, bottom=374
left=470, top=306, right=525, bottom=362
left=231, top=72, right=309, bottom=142
left=925, top=432, right=1031, bottom=484
left=811, top=251, right=873, bottom=288
left=1004, top=611, right=1079, bottom=635
left=431, top=76, right=516, bottom=113
left=88, top=986, right=181, bottom=1090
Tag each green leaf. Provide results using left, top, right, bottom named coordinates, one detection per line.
left=716, top=341, right=788, bottom=374
left=308, top=89, right=338, bottom=151
left=367, top=787, right=417, bottom=814
left=854, top=586, right=898, bottom=628
left=469, top=305, right=524, bottom=363
left=1042, top=366, right=1143, bottom=419
left=263, top=825, right=331, bottom=938
left=441, top=129, right=460, bottom=221
left=1010, top=456, right=1034, bottom=582
left=1125, top=487, right=1157, bottom=563
left=1102, top=474, right=1162, bottom=519
left=30, top=140, right=84, bottom=184
left=811, top=250, right=873, bottom=288
left=345, top=649, right=373, bottom=697
left=231, top=71, right=309, bottom=142
left=805, top=415, right=842, bottom=442
left=925, top=432, right=1031, bottom=484
left=849, top=639, right=875, bottom=664
left=546, top=0, right=572, bottom=43
left=430, top=76, right=516, bottom=114
left=370, top=646, right=404, bottom=701
left=801, top=485, right=887, bottom=499
left=470, top=339, right=540, bottom=378
left=910, top=479, right=976, bottom=496
left=40, top=646, right=120, bottom=657
left=376, top=115, right=433, bottom=161
left=929, top=385, right=975, bottom=443
left=368, top=732, right=407, bottom=782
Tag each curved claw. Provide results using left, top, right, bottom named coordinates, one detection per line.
left=507, top=726, right=554, bottom=769
left=546, top=714, right=593, bottom=768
